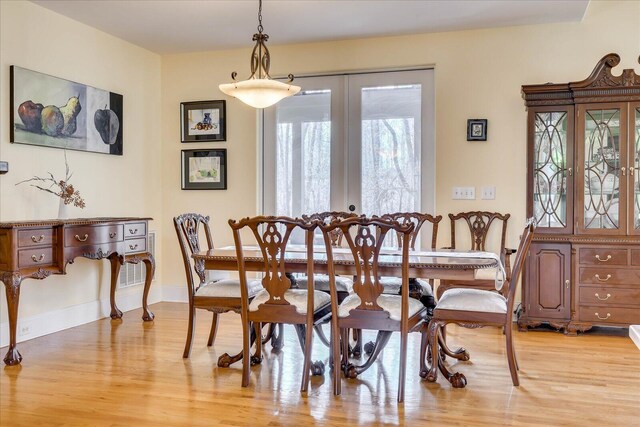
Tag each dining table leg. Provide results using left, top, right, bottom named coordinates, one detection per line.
left=423, top=320, right=467, bottom=388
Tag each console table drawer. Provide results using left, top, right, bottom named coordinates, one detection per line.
left=579, top=306, right=640, bottom=324
left=125, top=237, right=147, bottom=254
left=578, top=248, right=627, bottom=266
left=579, top=286, right=640, bottom=305
left=125, top=222, right=147, bottom=239
left=579, top=267, right=640, bottom=285
left=18, top=247, right=56, bottom=268
left=64, top=225, right=123, bottom=247
left=18, top=229, right=55, bottom=247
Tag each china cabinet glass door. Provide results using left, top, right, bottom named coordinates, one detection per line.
left=529, top=106, right=573, bottom=233
left=631, top=104, right=640, bottom=234
left=577, top=104, right=628, bottom=234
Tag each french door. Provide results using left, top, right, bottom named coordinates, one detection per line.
left=262, top=69, right=434, bottom=245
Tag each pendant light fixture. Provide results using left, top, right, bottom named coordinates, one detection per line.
left=219, top=0, right=301, bottom=109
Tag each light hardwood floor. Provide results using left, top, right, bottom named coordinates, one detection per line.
left=1, top=302, right=639, bottom=426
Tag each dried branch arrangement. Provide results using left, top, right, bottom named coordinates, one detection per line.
left=16, top=151, right=86, bottom=208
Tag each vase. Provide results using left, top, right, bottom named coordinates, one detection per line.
left=58, top=199, right=69, bottom=219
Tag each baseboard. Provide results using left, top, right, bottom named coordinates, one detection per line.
left=0, top=285, right=163, bottom=348
left=631, top=325, right=640, bottom=350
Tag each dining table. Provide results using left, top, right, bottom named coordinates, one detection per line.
left=192, top=245, right=503, bottom=388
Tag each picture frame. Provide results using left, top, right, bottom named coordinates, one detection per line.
left=467, top=119, right=488, bottom=141
left=181, top=100, right=226, bottom=142
left=10, top=65, right=124, bottom=155
left=181, top=149, right=227, bottom=190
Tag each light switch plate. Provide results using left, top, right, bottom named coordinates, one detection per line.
left=481, top=186, right=496, bottom=200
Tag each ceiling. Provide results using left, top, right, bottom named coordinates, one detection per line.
left=32, top=0, right=590, bottom=54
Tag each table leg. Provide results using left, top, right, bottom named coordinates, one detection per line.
left=108, top=254, right=124, bottom=319
left=140, top=252, right=155, bottom=321
left=2, top=273, right=23, bottom=366
left=423, top=320, right=467, bottom=388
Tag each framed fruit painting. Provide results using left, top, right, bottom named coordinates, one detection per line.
left=180, top=100, right=226, bottom=142
left=10, top=66, right=123, bottom=156
left=181, top=149, right=227, bottom=190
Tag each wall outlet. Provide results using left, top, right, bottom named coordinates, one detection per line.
left=18, top=322, right=32, bottom=337
left=481, top=186, right=496, bottom=200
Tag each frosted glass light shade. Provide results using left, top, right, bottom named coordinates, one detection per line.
left=219, top=78, right=301, bottom=109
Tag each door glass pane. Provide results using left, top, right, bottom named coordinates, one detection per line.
left=360, top=85, right=421, bottom=217
left=583, top=109, right=621, bottom=229
left=635, top=107, right=640, bottom=230
left=275, top=90, right=331, bottom=218
left=533, top=112, right=568, bottom=228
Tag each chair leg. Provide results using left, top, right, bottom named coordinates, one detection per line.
left=183, top=304, right=196, bottom=358
left=425, top=320, right=440, bottom=383
left=253, top=322, right=263, bottom=364
left=419, top=323, right=429, bottom=378
left=398, top=331, right=408, bottom=403
left=332, top=323, right=342, bottom=396
left=505, top=323, right=520, bottom=386
left=340, top=328, right=349, bottom=374
left=207, top=313, right=219, bottom=347
left=241, top=317, right=251, bottom=387
left=301, top=322, right=314, bottom=393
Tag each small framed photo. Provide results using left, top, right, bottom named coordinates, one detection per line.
left=181, top=149, right=227, bottom=190
left=467, top=119, right=488, bottom=141
left=181, top=100, right=226, bottom=142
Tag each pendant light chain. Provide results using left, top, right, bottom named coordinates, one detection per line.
left=257, top=0, right=263, bottom=34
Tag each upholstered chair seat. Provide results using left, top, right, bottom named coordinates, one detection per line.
left=436, top=288, right=507, bottom=314
left=296, top=275, right=353, bottom=293
left=338, top=294, right=424, bottom=321
left=249, top=289, right=331, bottom=314
left=195, top=279, right=263, bottom=298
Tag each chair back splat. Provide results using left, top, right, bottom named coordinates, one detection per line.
left=302, top=211, right=358, bottom=247
left=381, top=212, right=442, bottom=250
left=174, top=213, right=214, bottom=294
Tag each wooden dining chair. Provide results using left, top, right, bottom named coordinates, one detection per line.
left=229, top=216, right=332, bottom=392
left=320, top=216, right=429, bottom=403
left=424, top=219, right=535, bottom=387
left=174, top=213, right=263, bottom=367
left=379, top=212, right=443, bottom=310
left=437, top=211, right=515, bottom=299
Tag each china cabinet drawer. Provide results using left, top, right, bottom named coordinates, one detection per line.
left=125, top=222, right=147, bottom=239
left=17, top=228, right=55, bottom=247
left=578, top=248, right=627, bottom=266
left=18, top=247, right=56, bottom=268
left=630, top=250, right=640, bottom=266
left=578, top=267, right=640, bottom=285
left=579, top=306, right=640, bottom=324
left=64, top=225, right=123, bottom=247
left=125, top=237, right=146, bottom=254
left=579, top=286, right=640, bottom=306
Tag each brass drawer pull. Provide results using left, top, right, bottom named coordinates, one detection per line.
left=595, top=293, right=611, bottom=301
left=129, top=244, right=138, bottom=250
left=595, top=274, right=611, bottom=282
left=75, top=234, right=89, bottom=242
left=129, top=228, right=138, bottom=235
left=595, top=312, right=611, bottom=320
left=595, top=254, right=612, bottom=262
left=109, top=232, right=117, bottom=238
left=31, top=254, right=45, bottom=262
left=31, top=234, right=45, bottom=243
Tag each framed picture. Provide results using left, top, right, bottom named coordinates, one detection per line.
left=467, top=119, right=488, bottom=141
left=181, top=149, right=227, bottom=190
left=10, top=66, right=123, bottom=155
left=181, top=100, right=226, bottom=142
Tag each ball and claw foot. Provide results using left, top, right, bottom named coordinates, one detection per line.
left=419, top=369, right=428, bottom=379
left=311, top=360, right=325, bottom=376
left=217, top=353, right=232, bottom=368
left=425, top=372, right=438, bottom=383
left=250, top=355, right=263, bottom=366
left=450, top=372, right=467, bottom=388
left=363, top=341, right=375, bottom=355
left=460, top=350, right=470, bottom=362
left=110, top=308, right=123, bottom=319
left=344, top=363, right=358, bottom=379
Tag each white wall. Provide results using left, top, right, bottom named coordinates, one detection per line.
left=0, top=1, right=162, bottom=341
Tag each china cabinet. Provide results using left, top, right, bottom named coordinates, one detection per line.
left=520, top=53, right=640, bottom=334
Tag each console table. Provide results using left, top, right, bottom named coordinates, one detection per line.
left=0, top=217, right=155, bottom=366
